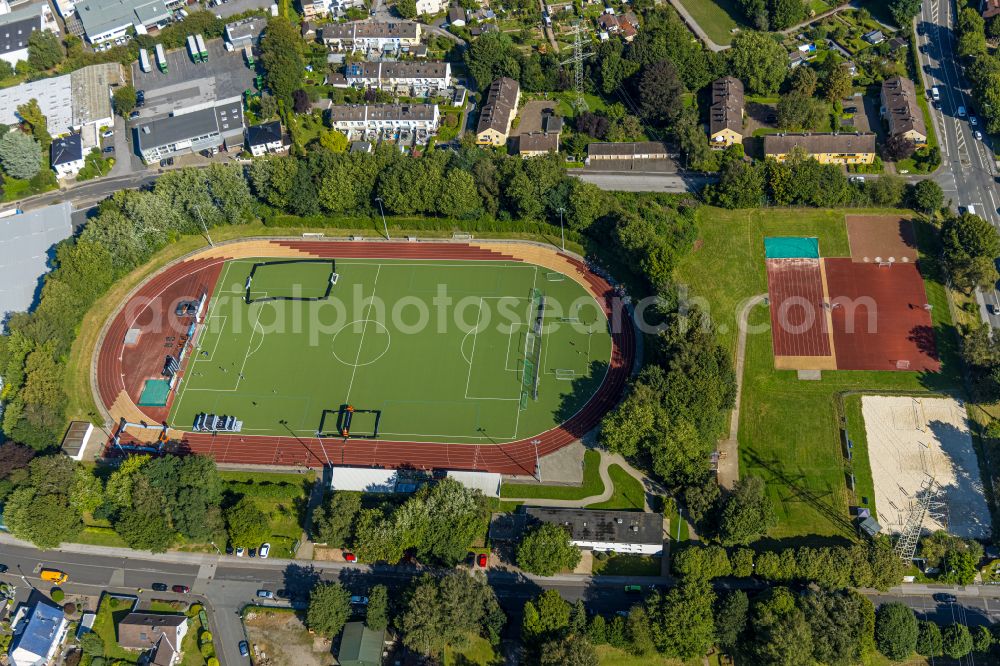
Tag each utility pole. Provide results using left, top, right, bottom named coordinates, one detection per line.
left=374, top=197, right=389, bottom=240
left=192, top=206, right=214, bottom=247
left=532, top=439, right=541, bottom=482
left=557, top=207, right=566, bottom=252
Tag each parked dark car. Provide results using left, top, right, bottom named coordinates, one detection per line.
left=248, top=548, right=257, bottom=558
left=239, top=640, right=249, bottom=657
left=103, top=146, right=114, bottom=153
left=933, top=593, right=957, bottom=603
left=152, top=583, right=168, bottom=592
left=0, top=564, right=8, bottom=574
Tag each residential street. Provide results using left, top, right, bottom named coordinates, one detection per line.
left=917, top=0, right=1000, bottom=327
left=5, top=532, right=1000, bottom=664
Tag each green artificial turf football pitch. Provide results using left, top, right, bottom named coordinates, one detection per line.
left=168, top=258, right=613, bottom=442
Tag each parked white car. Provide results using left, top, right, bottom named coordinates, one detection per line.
left=259, top=543, right=270, bottom=559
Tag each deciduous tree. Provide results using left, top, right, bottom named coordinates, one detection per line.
left=875, top=602, right=918, bottom=660
left=0, top=130, right=40, bottom=179
left=366, top=585, right=388, bottom=631
left=916, top=620, right=943, bottom=656
left=312, top=491, right=361, bottom=548
left=224, top=497, right=269, bottom=548
left=112, top=86, right=138, bottom=118
left=27, top=30, right=63, bottom=71
left=306, top=582, right=351, bottom=637
left=517, top=523, right=581, bottom=576
left=717, top=475, right=776, bottom=545
left=942, top=623, right=973, bottom=659
left=260, top=18, right=304, bottom=105
left=728, top=31, right=788, bottom=95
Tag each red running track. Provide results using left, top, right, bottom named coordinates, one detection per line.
left=96, top=242, right=635, bottom=475
left=765, top=258, right=831, bottom=358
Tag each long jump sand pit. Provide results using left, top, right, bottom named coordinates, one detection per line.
left=862, top=396, right=990, bottom=539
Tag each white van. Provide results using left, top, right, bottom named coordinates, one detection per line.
left=931, top=87, right=941, bottom=103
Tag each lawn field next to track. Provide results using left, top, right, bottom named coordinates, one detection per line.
left=167, top=258, right=613, bottom=443
left=675, top=208, right=960, bottom=541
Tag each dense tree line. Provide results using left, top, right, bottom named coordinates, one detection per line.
left=672, top=538, right=904, bottom=591
left=736, top=0, right=808, bottom=31
left=312, top=478, right=490, bottom=566
left=303, top=572, right=504, bottom=660
left=957, top=0, right=1000, bottom=133
left=0, top=443, right=290, bottom=551
left=706, top=150, right=941, bottom=209
left=0, top=165, right=255, bottom=449
left=600, top=310, right=735, bottom=488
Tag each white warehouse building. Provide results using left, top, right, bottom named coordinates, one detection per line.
left=0, top=63, right=124, bottom=148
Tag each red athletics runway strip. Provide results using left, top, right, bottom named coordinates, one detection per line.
left=96, top=242, right=635, bottom=475
left=824, top=258, right=940, bottom=372
left=765, top=258, right=832, bottom=358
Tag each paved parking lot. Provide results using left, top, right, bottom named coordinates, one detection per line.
left=131, top=37, right=256, bottom=120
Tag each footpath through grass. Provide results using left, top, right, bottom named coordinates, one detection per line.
left=675, top=207, right=961, bottom=541
left=587, top=464, right=646, bottom=510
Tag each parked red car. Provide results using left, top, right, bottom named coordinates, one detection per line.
left=344, top=552, right=357, bottom=562
left=477, top=553, right=488, bottom=567
left=172, top=585, right=190, bottom=594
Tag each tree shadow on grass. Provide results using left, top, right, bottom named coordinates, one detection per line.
left=552, top=360, right=610, bottom=433
left=744, top=449, right=857, bottom=545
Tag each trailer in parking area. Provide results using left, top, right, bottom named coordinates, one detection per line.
left=196, top=34, right=209, bottom=61
left=155, top=44, right=168, bottom=72
left=187, top=35, right=200, bottom=62
left=139, top=48, right=151, bottom=72
left=243, top=45, right=254, bottom=67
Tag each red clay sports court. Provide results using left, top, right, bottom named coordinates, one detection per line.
left=764, top=217, right=939, bottom=372
left=824, top=258, right=939, bottom=372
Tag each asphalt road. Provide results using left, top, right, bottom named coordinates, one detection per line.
left=7, top=534, right=1000, bottom=665
left=917, top=0, right=1000, bottom=327
left=0, top=537, right=662, bottom=665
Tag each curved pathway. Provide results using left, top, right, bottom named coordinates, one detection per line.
left=502, top=450, right=659, bottom=510
left=717, top=293, right=767, bottom=489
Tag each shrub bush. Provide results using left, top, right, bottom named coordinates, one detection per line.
left=200, top=642, right=215, bottom=658
left=50, top=588, right=64, bottom=603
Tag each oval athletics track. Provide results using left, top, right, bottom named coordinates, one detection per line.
left=95, top=239, right=636, bottom=475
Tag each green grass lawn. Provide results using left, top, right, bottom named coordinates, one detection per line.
left=587, top=464, right=645, bottom=510
left=843, top=394, right=878, bottom=519
left=169, top=258, right=611, bottom=445
left=443, top=634, right=501, bottom=665
left=591, top=553, right=661, bottom=576
left=674, top=0, right=743, bottom=46
left=93, top=596, right=140, bottom=663
left=180, top=611, right=208, bottom=666
left=501, top=449, right=602, bottom=499
left=675, top=207, right=960, bottom=541
left=667, top=504, right=690, bottom=543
